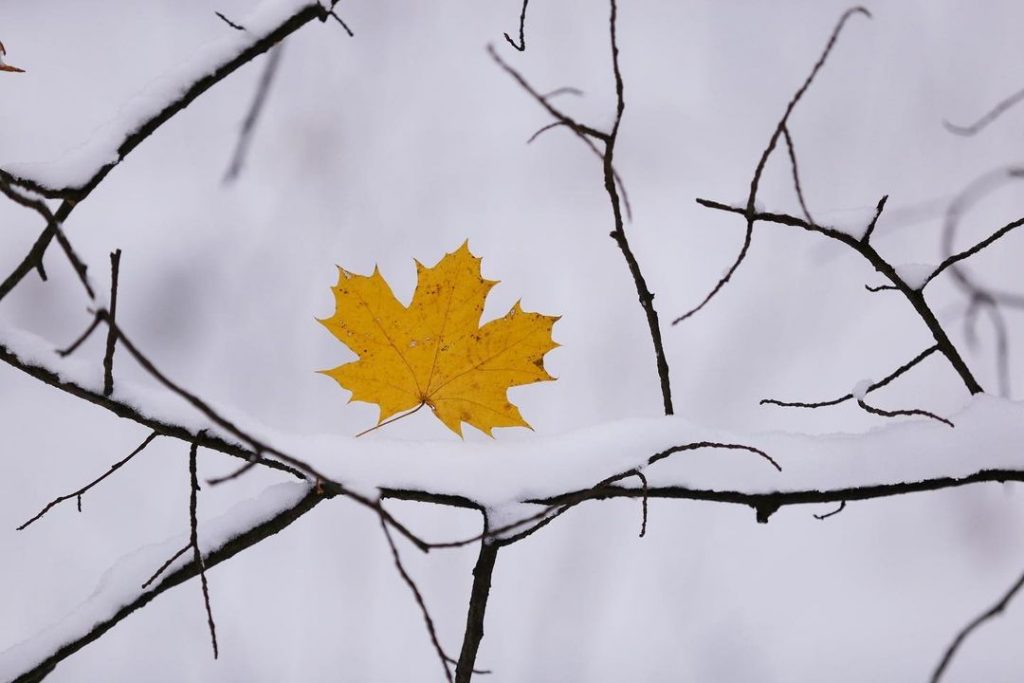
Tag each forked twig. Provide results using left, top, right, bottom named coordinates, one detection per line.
left=18, top=432, right=160, bottom=530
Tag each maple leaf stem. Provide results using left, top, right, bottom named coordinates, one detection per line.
left=355, top=402, right=426, bottom=438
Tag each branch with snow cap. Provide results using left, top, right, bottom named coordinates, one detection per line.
left=0, top=483, right=323, bottom=683
left=0, top=0, right=331, bottom=199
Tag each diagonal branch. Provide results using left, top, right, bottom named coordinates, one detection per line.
left=17, top=431, right=160, bottom=530
left=3, top=486, right=325, bottom=683
left=931, top=566, right=1024, bottom=683
left=674, top=7, right=870, bottom=325
left=695, top=199, right=983, bottom=394
left=761, top=345, right=940, bottom=409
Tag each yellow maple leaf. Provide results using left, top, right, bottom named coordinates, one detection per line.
left=318, top=242, right=559, bottom=436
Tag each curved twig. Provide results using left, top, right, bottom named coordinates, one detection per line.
left=944, top=86, right=1024, bottom=136
left=674, top=7, right=871, bottom=325
left=931, top=567, right=1024, bottom=682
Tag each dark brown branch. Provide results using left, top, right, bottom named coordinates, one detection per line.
left=328, top=10, right=355, bottom=37
left=944, top=86, right=1024, bottom=136
left=813, top=500, right=845, bottom=520
left=526, top=121, right=568, bottom=144
left=760, top=345, right=940, bottom=409
left=673, top=7, right=870, bottom=325
left=601, top=0, right=673, bottom=414
left=426, top=440, right=780, bottom=550
left=0, top=331, right=431, bottom=552
left=781, top=125, right=815, bottom=224
left=378, top=504, right=454, bottom=683
left=635, top=469, right=649, bottom=537
left=9, top=489, right=325, bottom=683
left=141, top=544, right=190, bottom=589
left=503, top=0, right=529, bottom=51
left=224, top=44, right=285, bottom=183
left=454, top=532, right=500, bottom=683
left=0, top=199, right=74, bottom=305
left=57, top=313, right=102, bottom=357
left=924, top=214, right=1024, bottom=289
left=102, top=250, right=121, bottom=396
left=931, top=566, right=1024, bottom=682
left=856, top=398, right=954, bottom=428
left=17, top=432, right=159, bottom=530
left=0, top=5, right=329, bottom=312
left=0, top=2, right=327, bottom=200
left=696, top=199, right=983, bottom=394
left=188, top=441, right=219, bottom=659
left=528, top=467, right=1024, bottom=524
left=214, top=11, right=245, bottom=31
left=861, top=194, right=888, bottom=243
left=0, top=179, right=95, bottom=300
left=486, top=45, right=609, bottom=142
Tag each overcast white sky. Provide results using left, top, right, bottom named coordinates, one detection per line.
left=2, top=1, right=1024, bottom=681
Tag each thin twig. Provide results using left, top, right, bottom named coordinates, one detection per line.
left=931, top=567, right=1024, bottom=682
left=189, top=440, right=219, bottom=659
left=861, top=194, right=888, bottom=243
left=17, top=432, right=160, bottom=530
left=925, top=214, right=1024, bottom=290
left=102, top=250, right=121, bottom=396
left=813, top=500, right=846, bottom=520
left=944, top=86, right=1024, bottom=136
left=857, top=398, right=954, bottom=428
left=378, top=504, right=454, bottom=683
left=215, top=11, right=245, bottom=31
left=600, top=0, right=674, bottom=414
left=57, top=314, right=102, bottom=357
left=328, top=10, right=355, bottom=37
left=760, top=345, right=940, bottom=409
left=781, top=125, right=814, bottom=224
left=635, top=469, right=649, bottom=537
left=503, top=0, right=529, bottom=51
left=224, top=44, right=285, bottom=183
left=141, top=544, right=190, bottom=589
left=695, top=199, right=983, bottom=394
left=673, top=7, right=870, bottom=325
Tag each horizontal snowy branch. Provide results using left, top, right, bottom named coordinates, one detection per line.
left=3, top=325, right=1024, bottom=519
left=0, top=0, right=327, bottom=199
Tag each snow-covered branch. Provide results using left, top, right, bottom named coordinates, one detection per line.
left=0, top=0, right=328, bottom=199
left=0, top=483, right=324, bottom=683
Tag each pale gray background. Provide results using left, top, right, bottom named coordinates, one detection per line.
left=2, top=1, right=1024, bottom=681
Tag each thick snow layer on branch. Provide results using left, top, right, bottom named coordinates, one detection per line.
left=0, top=482, right=311, bottom=681
left=0, top=0, right=319, bottom=192
left=4, top=325, right=1024, bottom=514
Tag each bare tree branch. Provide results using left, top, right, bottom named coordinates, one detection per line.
left=188, top=440, right=219, bottom=659
left=674, top=7, right=871, bottom=325
left=102, top=250, right=121, bottom=396
left=17, top=432, right=160, bottom=530
left=761, top=346, right=940, bottom=409
left=7, top=488, right=325, bottom=683
left=944, top=86, right=1024, bottom=136
left=223, top=45, right=285, bottom=183
left=931, top=566, right=1024, bottom=682
left=503, top=0, right=529, bottom=51
left=695, top=199, right=983, bottom=394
